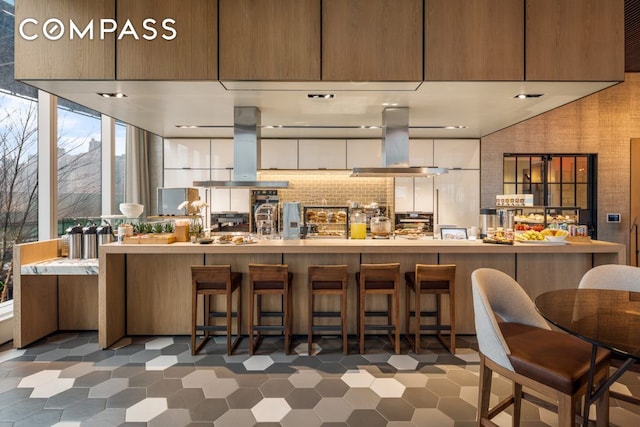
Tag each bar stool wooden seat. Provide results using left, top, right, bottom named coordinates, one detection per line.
left=248, top=264, right=293, bottom=355
left=404, top=264, right=456, bottom=354
left=307, top=265, right=349, bottom=355
left=355, top=263, right=401, bottom=354
left=190, top=265, right=243, bottom=355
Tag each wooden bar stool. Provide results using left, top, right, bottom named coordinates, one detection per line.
left=248, top=264, right=293, bottom=355
left=307, top=265, right=349, bottom=355
left=356, top=263, right=401, bottom=354
left=404, top=264, right=456, bottom=354
left=190, top=265, right=243, bottom=355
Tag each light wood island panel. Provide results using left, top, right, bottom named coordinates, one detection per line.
left=98, top=239, right=624, bottom=349
left=14, top=240, right=98, bottom=348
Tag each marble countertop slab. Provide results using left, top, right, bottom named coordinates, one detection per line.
left=20, top=258, right=99, bottom=275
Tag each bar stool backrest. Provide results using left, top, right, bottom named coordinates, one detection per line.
left=415, top=264, right=456, bottom=290
left=249, top=264, right=289, bottom=289
left=309, top=265, right=348, bottom=289
left=359, top=263, right=400, bottom=289
left=191, top=265, right=233, bottom=290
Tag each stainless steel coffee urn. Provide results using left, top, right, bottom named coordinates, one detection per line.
left=479, top=208, right=497, bottom=238
left=282, top=202, right=301, bottom=240
left=82, top=224, right=98, bottom=259
left=66, top=224, right=83, bottom=259
left=97, top=223, right=114, bottom=246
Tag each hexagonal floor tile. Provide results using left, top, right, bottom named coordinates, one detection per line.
left=18, top=370, right=75, bottom=398
left=370, top=378, right=406, bottom=398
left=387, top=355, right=419, bottom=371
left=243, top=355, right=275, bottom=371
left=145, top=337, right=175, bottom=350
left=181, top=370, right=217, bottom=388
left=145, top=355, right=178, bottom=371
left=313, top=397, right=353, bottom=422
left=251, top=397, right=291, bottom=422
left=294, top=342, right=322, bottom=356
left=340, top=369, right=375, bottom=388
left=125, top=397, right=168, bottom=422
left=288, top=369, right=323, bottom=388
left=202, top=378, right=239, bottom=399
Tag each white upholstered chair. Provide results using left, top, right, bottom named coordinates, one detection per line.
left=471, top=268, right=610, bottom=427
left=578, top=264, right=640, bottom=291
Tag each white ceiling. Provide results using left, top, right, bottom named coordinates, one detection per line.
left=25, top=79, right=618, bottom=140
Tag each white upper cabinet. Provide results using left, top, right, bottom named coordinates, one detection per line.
left=164, top=139, right=211, bottom=169
left=433, top=139, right=480, bottom=169
left=261, top=139, right=298, bottom=169
left=414, top=177, right=434, bottom=212
left=347, top=139, right=382, bottom=168
left=163, top=169, right=210, bottom=206
left=210, top=169, right=231, bottom=212
left=409, top=139, right=434, bottom=167
left=299, top=139, right=347, bottom=169
left=230, top=189, right=250, bottom=212
left=394, top=177, right=414, bottom=212
left=211, top=139, right=234, bottom=169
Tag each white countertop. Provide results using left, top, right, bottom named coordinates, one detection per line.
left=20, top=257, right=99, bottom=275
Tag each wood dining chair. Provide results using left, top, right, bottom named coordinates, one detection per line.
left=471, top=268, right=610, bottom=427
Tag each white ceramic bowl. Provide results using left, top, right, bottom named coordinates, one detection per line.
left=119, top=203, right=144, bottom=218
left=545, top=235, right=567, bottom=242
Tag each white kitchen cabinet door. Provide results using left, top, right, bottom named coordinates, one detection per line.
left=394, top=177, right=414, bottom=212
left=164, top=139, right=211, bottom=169
left=261, top=139, right=298, bottom=169
left=433, top=139, right=480, bottom=169
left=298, top=139, right=346, bottom=169
left=163, top=169, right=210, bottom=207
left=230, top=189, right=250, bottom=212
left=211, top=139, right=234, bottom=169
left=210, top=169, right=231, bottom=212
left=409, top=139, right=434, bottom=167
left=414, top=177, right=434, bottom=212
left=433, top=169, right=479, bottom=229
left=347, top=139, right=382, bottom=168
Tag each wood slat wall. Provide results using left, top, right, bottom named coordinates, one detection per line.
left=14, top=0, right=115, bottom=80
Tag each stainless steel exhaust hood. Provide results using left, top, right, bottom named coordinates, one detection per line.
left=351, top=107, right=448, bottom=177
left=193, top=107, right=289, bottom=189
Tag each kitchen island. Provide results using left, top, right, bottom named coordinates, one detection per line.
left=96, top=238, right=624, bottom=349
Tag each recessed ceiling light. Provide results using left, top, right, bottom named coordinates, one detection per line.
left=97, top=92, right=127, bottom=98
left=514, top=93, right=543, bottom=99
left=307, top=94, right=335, bottom=99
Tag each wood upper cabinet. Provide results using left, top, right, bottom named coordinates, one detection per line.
left=14, top=0, right=115, bottom=80
left=219, top=0, right=320, bottom=80
left=425, top=0, right=524, bottom=81
left=116, top=0, right=217, bottom=80
left=322, top=0, right=422, bottom=81
left=526, top=0, right=624, bottom=81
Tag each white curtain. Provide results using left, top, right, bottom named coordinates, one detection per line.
left=125, top=125, right=151, bottom=216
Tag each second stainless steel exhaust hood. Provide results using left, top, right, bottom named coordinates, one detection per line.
left=193, top=107, right=289, bottom=189
left=351, top=107, right=448, bottom=177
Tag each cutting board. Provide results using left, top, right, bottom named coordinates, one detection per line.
left=123, top=233, right=176, bottom=244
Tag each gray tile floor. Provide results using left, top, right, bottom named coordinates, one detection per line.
left=0, top=332, right=638, bottom=426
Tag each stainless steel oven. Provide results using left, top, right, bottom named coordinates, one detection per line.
left=394, top=212, right=434, bottom=236
left=211, top=212, right=250, bottom=233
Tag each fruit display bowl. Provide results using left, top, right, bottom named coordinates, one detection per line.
left=545, top=235, right=567, bottom=242
left=119, top=203, right=144, bottom=218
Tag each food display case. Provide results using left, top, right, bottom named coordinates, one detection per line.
left=514, top=206, right=580, bottom=229
left=303, top=206, right=349, bottom=238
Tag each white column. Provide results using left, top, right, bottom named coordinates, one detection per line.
left=101, top=115, right=115, bottom=216
left=37, top=90, right=57, bottom=241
